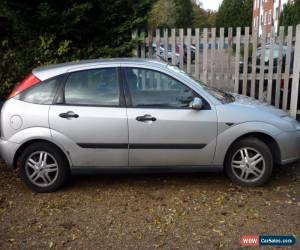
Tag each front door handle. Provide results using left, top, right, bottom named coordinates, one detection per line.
left=136, top=114, right=157, bottom=122
left=59, top=111, right=79, bottom=119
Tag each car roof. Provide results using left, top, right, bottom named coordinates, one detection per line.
left=33, top=58, right=168, bottom=80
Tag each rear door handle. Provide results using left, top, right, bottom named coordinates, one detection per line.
left=59, top=111, right=79, bottom=119
left=136, top=114, right=156, bottom=122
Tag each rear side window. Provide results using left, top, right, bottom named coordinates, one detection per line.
left=17, top=77, right=60, bottom=104
left=64, top=68, right=120, bottom=106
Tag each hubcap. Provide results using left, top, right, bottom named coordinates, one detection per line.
left=231, top=147, right=265, bottom=183
left=25, top=151, right=59, bottom=187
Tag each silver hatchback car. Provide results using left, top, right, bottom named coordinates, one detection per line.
left=1, top=59, right=299, bottom=192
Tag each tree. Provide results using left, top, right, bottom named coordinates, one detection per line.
left=148, top=0, right=193, bottom=29
left=216, top=0, right=252, bottom=28
left=279, top=0, right=300, bottom=28
left=148, top=0, right=177, bottom=28
left=0, top=0, right=154, bottom=97
left=192, top=2, right=216, bottom=28
left=174, top=0, right=193, bottom=28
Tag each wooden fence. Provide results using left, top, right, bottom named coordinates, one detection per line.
left=133, top=24, right=300, bottom=120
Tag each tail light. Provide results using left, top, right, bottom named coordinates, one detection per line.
left=8, top=74, right=41, bottom=99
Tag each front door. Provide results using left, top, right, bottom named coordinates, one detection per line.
left=123, top=67, right=218, bottom=167
left=49, top=67, right=128, bottom=168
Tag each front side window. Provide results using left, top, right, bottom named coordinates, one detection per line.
left=167, top=65, right=234, bottom=104
left=124, top=68, right=197, bottom=108
left=64, top=68, right=120, bottom=106
left=18, top=76, right=60, bottom=104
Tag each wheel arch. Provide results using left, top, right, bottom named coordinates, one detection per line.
left=223, top=132, right=281, bottom=166
left=13, top=139, right=72, bottom=169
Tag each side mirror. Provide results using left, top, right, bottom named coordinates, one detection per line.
left=191, top=97, right=203, bottom=110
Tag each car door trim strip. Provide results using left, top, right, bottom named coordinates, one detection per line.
left=130, top=143, right=206, bottom=149
left=77, top=143, right=206, bottom=149
left=77, top=143, right=129, bottom=149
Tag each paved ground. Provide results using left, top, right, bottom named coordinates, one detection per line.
left=0, top=160, right=299, bottom=249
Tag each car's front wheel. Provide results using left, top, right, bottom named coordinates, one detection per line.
left=225, top=138, right=273, bottom=187
left=19, top=142, right=69, bottom=192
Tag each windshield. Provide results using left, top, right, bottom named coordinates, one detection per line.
left=167, top=65, right=235, bottom=104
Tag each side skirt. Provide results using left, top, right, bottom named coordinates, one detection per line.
left=71, top=165, right=223, bottom=175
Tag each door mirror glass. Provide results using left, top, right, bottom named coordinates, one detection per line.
left=191, top=97, right=203, bottom=110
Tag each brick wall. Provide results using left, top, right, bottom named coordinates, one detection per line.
left=263, top=0, right=274, bottom=33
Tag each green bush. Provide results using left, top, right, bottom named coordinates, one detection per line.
left=216, top=0, right=252, bottom=29
left=0, top=0, right=153, bottom=97
left=279, top=0, right=300, bottom=32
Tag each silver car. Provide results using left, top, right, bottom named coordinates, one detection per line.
left=0, top=59, right=299, bottom=192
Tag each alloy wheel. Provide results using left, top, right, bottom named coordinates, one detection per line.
left=25, top=151, right=59, bottom=187
left=231, top=147, right=266, bottom=183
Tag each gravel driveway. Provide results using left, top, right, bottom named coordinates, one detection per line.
left=0, top=160, right=299, bottom=249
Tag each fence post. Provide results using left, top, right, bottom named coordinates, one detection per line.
left=179, top=29, right=184, bottom=69
left=210, top=28, right=216, bottom=87
left=290, top=24, right=300, bottom=118
left=234, top=27, right=241, bottom=93
left=251, top=29, right=258, bottom=98
left=258, top=26, right=266, bottom=101
left=267, top=27, right=275, bottom=104
left=156, top=29, right=160, bottom=61
left=203, top=28, right=208, bottom=83
left=219, top=27, right=224, bottom=88
left=275, top=26, right=284, bottom=107
left=242, top=27, right=250, bottom=96
left=227, top=27, right=233, bottom=91
left=155, top=29, right=162, bottom=88
left=282, top=26, right=293, bottom=110
left=163, top=29, right=168, bottom=62
left=171, top=28, right=176, bottom=65
left=195, top=28, right=200, bottom=80
left=187, top=28, right=192, bottom=74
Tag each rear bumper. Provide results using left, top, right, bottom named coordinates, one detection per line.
left=0, top=139, right=19, bottom=168
left=276, top=130, right=300, bottom=165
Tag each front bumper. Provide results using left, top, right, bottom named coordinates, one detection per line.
left=0, top=139, right=20, bottom=168
left=276, top=130, right=300, bottom=165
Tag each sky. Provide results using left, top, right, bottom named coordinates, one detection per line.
left=201, top=0, right=223, bottom=11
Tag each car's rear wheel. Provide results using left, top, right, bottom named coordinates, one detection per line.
left=225, top=138, right=273, bottom=186
left=19, top=142, right=69, bottom=192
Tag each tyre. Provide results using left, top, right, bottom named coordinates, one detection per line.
left=225, top=137, right=273, bottom=187
left=19, top=142, right=69, bottom=192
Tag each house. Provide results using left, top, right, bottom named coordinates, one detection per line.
left=252, top=0, right=291, bottom=35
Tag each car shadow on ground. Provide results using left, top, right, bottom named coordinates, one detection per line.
left=64, top=163, right=300, bottom=192
left=0, top=160, right=299, bottom=193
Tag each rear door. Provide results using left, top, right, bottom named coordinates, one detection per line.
left=122, top=67, right=218, bottom=167
left=49, top=66, right=129, bottom=168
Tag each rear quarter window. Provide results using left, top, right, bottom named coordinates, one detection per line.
left=17, top=76, right=60, bottom=104
left=64, top=68, right=120, bottom=106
